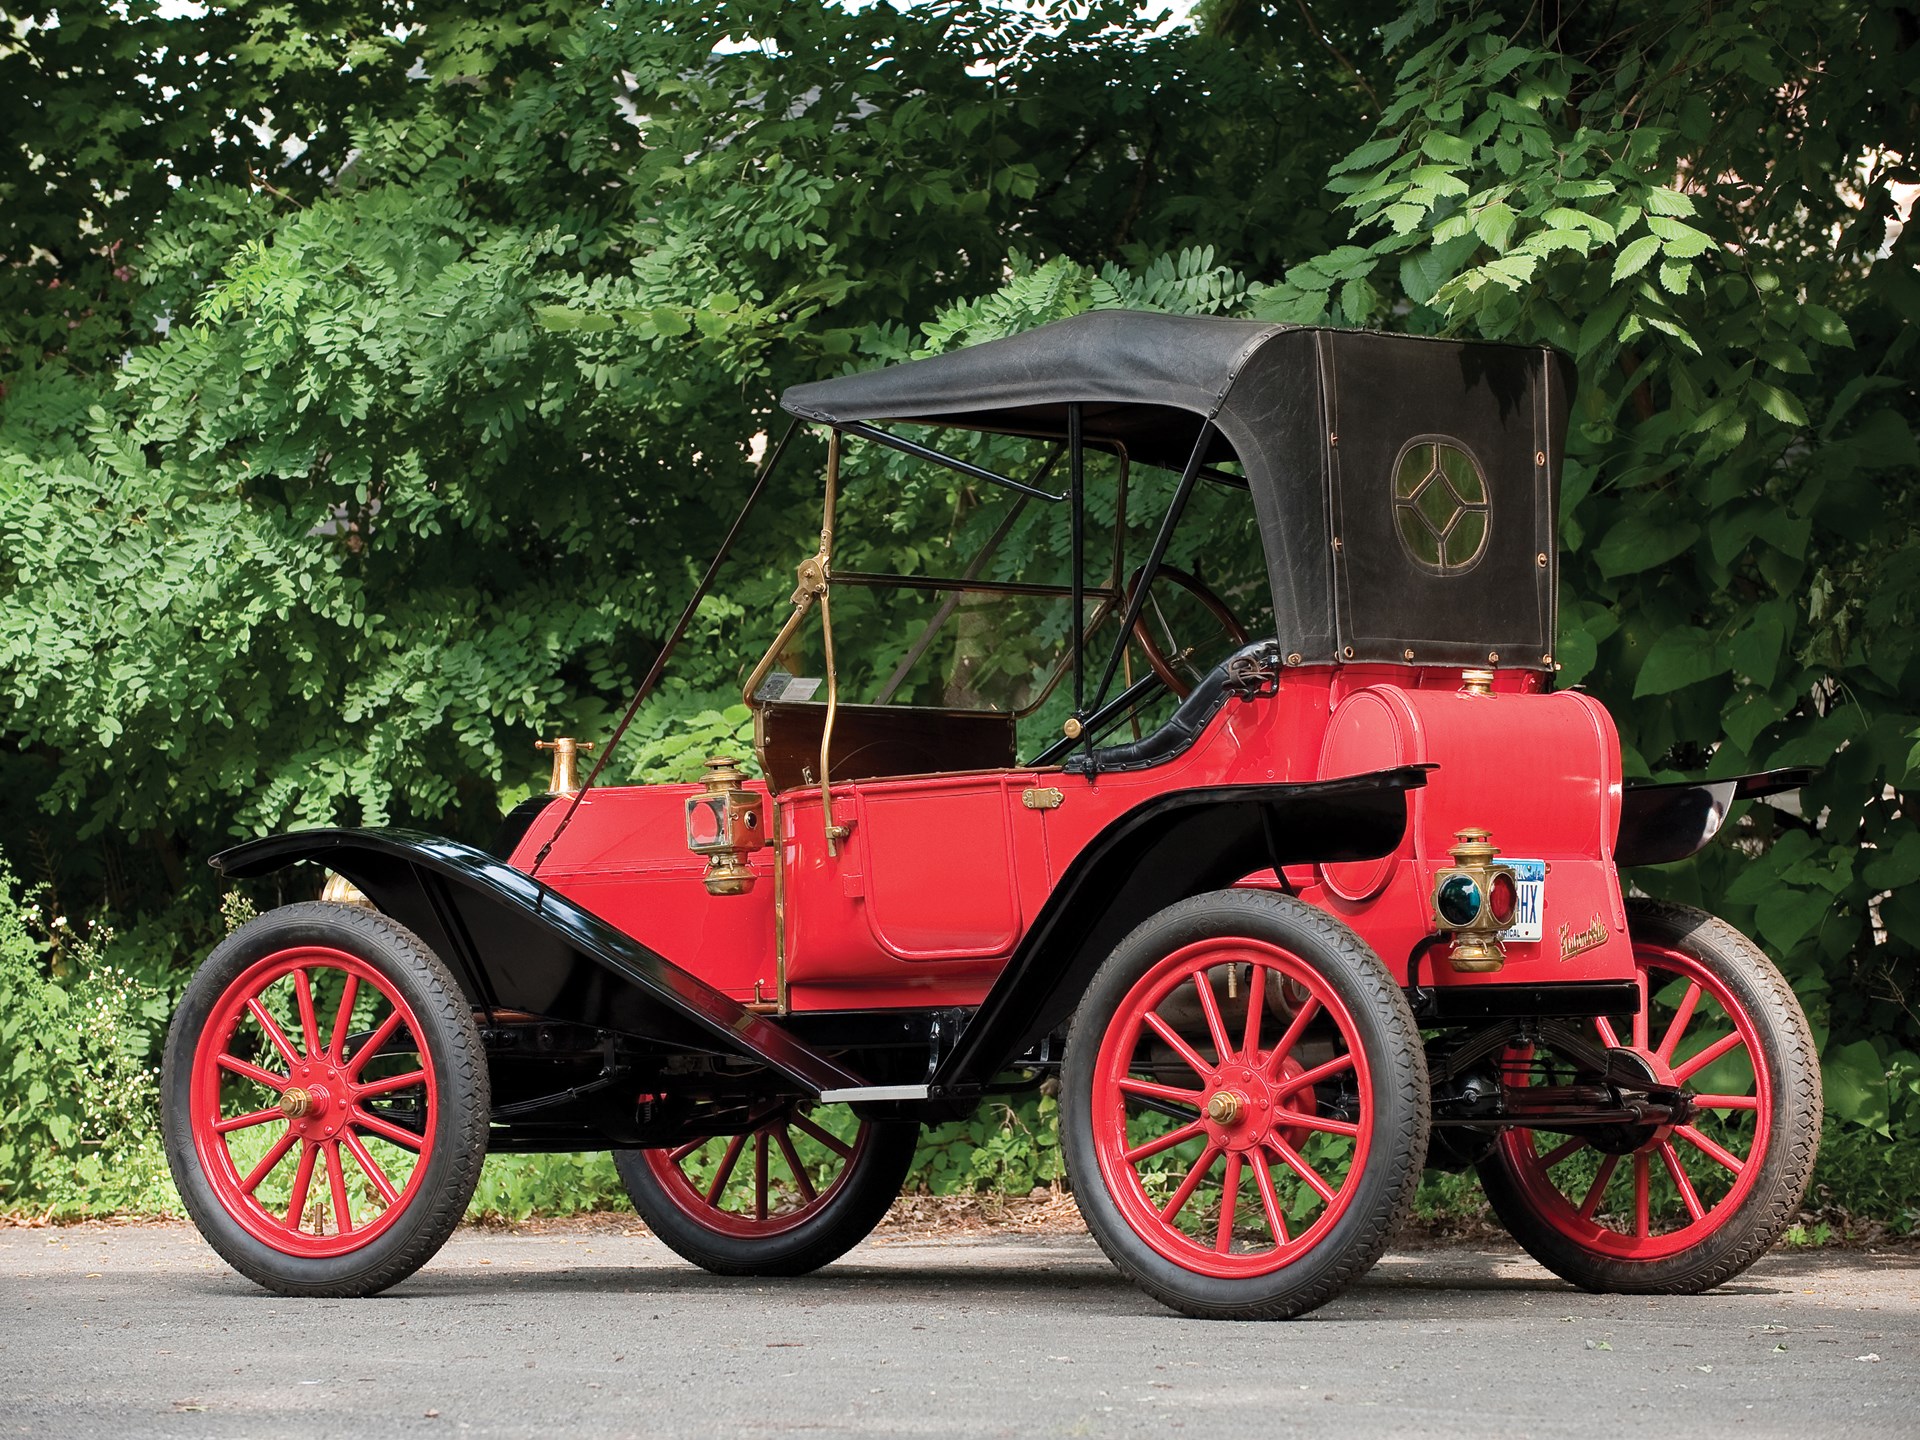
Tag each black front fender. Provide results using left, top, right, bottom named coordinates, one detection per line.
left=932, top=765, right=1431, bottom=1089
left=211, top=828, right=861, bottom=1095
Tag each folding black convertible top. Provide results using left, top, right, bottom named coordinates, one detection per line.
left=781, top=310, right=1576, bottom=673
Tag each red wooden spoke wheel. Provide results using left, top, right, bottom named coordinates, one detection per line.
left=614, top=1101, right=919, bottom=1277
left=1063, top=890, right=1428, bottom=1320
left=1478, top=899, right=1820, bottom=1294
left=163, top=903, right=487, bottom=1297
left=189, top=945, right=438, bottom=1257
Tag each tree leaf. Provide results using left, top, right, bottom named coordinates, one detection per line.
left=1611, top=234, right=1661, bottom=283
left=1751, top=381, right=1809, bottom=427
left=1633, top=625, right=1727, bottom=697
left=1645, top=186, right=1696, bottom=217
left=1593, top=515, right=1699, bottom=577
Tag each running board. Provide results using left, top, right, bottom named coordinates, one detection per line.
left=816, top=1084, right=932, bottom=1103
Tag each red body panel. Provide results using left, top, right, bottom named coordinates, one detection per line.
left=508, top=666, right=1635, bottom=1011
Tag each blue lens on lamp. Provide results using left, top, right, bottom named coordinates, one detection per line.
left=1436, top=874, right=1483, bottom=927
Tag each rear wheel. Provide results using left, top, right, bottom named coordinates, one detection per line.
left=1061, top=890, right=1429, bottom=1320
left=161, top=902, right=488, bottom=1297
left=1477, top=899, right=1820, bottom=1293
left=614, top=1102, right=918, bottom=1276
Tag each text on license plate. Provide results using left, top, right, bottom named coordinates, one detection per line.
left=1501, top=859, right=1546, bottom=943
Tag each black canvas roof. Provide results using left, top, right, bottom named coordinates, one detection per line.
left=782, top=310, right=1275, bottom=471
left=779, top=311, right=1575, bottom=671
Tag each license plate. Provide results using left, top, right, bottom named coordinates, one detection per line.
left=1502, top=859, right=1546, bottom=943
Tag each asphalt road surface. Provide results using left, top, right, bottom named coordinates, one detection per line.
left=2, top=1222, right=1914, bottom=1439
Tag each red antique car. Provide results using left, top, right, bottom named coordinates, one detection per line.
left=161, top=312, right=1820, bottom=1318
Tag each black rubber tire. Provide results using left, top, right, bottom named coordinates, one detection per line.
left=1061, top=889, right=1430, bottom=1320
left=613, top=1112, right=919, bottom=1277
left=1477, top=899, right=1821, bottom=1294
left=161, top=902, right=489, bottom=1297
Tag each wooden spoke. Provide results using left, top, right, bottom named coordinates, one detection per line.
left=214, top=1106, right=285, bottom=1135
left=1267, top=1135, right=1336, bottom=1205
left=1125, top=1118, right=1207, bottom=1165
left=1264, top=997, right=1321, bottom=1079
left=217, top=1053, right=289, bottom=1092
left=1117, top=1076, right=1207, bottom=1110
left=1674, top=1123, right=1745, bottom=1176
left=1192, top=972, right=1233, bottom=1063
left=1273, top=1052, right=1355, bottom=1100
left=1251, top=1151, right=1290, bottom=1245
left=705, top=1132, right=749, bottom=1205
left=284, top=1141, right=319, bottom=1230
left=350, top=1105, right=424, bottom=1152
left=1690, top=1093, right=1759, bottom=1111
left=328, top=974, right=360, bottom=1062
left=1673, top=1030, right=1745, bottom=1084
left=1633, top=1153, right=1651, bottom=1239
left=1215, top=1152, right=1243, bottom=1254
left=1657, top=981, right=1702, bottom=1063
left=1271, top=1108, right=1360, bottom=1139
left=1577, top=1155, right=1620, bottom=1220
left=356, top=1068, right=428, bottom=1099
left=771, top=1125, right=817, bottom=1204
left=241, top=1129, right=297, bottom=1194
left=1241, top=964, right=1268, bottom=1065
left=1142, top=1012, right=1217, bottom=1083
left=326, top=1141, right=354, bottom=1234
left=343, top=1130, right=400, bottom=1207
left=347, top=1009, right=406, bottom=1078
left=1659, top=1141, right=1707, bottom=1223
left=789, top=1112, right=855, bottom=1160
left=1159, top=1145, right=1221, bottom=1224
left=1537, top=1135, right=1587, bottom=1168
left=246, top=997, right=302, bottom=1070
left=293, top=970, right=321, bottom=1059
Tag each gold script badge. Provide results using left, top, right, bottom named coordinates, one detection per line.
left=1557, top=914, right=1608, bottom=961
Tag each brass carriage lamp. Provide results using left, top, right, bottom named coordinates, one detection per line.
left=1430, top=827, right=1520, bottom=973
left=685, top=757, right=766, bottom=896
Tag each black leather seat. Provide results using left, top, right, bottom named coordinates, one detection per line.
left=1064, top=640, right=1278, bottom=774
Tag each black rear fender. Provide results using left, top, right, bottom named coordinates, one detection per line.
left=1616, top=767, right=1816, bottom=867
left=211, top=828, right=860, bottom=1095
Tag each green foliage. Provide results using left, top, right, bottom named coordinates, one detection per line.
left=914, top=1094, right=1065, bottom=1196
left=468, top=1152, right=630, bottom=1224
left=1245, top=0, right=1920, bottom=1155
left=2, top=0, right=1917, bottom=1218
left=0, top=850, right=177, bottom=1217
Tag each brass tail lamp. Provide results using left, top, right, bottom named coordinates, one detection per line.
left=1431, top=827, right=1520, bottom=973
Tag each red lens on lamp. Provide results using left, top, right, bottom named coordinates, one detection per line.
left=1488, top=871, right=1518, bottom=927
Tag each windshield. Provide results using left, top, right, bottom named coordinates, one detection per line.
left=750, top=428, right=1273, bottom=763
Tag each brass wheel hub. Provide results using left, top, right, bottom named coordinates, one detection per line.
left=279, top=1086, right=314, bottom=1119
left=1205, top=1091, right=1244, bottom=1125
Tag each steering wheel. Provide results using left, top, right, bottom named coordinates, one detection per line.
left=1125, top=564, right=1249, bottom=698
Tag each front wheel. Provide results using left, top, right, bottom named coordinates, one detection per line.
left=161, top=902, right=489, bottom=1297
left=1477, top=898, right=1821, bottom=1293
left=614, top=1102, right=919, bottom=1276
left=1061, top=890, right=1429, bottom=1320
